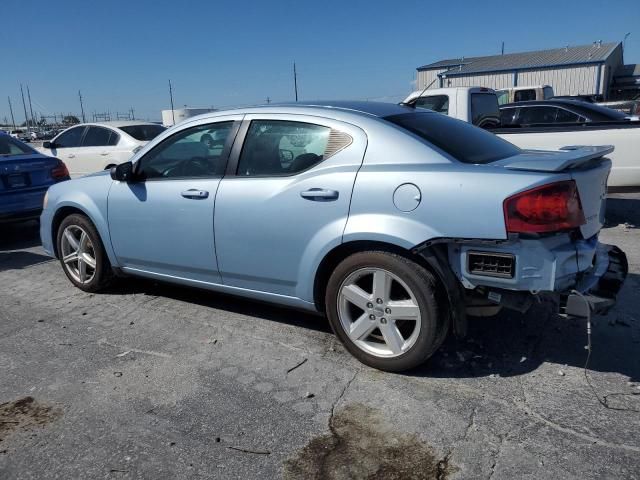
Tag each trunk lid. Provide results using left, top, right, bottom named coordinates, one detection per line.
left=496, top=145, right=612, bottom=239
left=0, top=153, right=60, bottom=192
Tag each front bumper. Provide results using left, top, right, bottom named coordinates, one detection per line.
left=560, top=245, right=627, bottom=317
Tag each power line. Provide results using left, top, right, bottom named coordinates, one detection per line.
left=19, top=84, right=30, bottom=128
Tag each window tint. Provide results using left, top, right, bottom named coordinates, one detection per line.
left=514, top=89, right=537, bottom=102
left=414, top=95, right=449, bottom=114
left=82, top=126, right=118, bottom=146
left=137, top=122, right=234, bottom=179
left=496, top=91, right=510, bottom=105
left=385, top=112, right=520, bottom=164
left=499, top=108, right=519, bottom=126
left=470, top=93, right=500, bottom=128
left=119, top=124, right=166, bottom=141
left=0, top=135, right=34, bottom=155
left=554, top=108, right=582, bottom=123
left=518, top=106, right=557, bottom=124
left=237, top=121, right=331, bottom=176
left=55, top=126, right=85, bottom=148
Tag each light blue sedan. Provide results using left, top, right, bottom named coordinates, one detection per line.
left=40, top=102, right=626, bottom=371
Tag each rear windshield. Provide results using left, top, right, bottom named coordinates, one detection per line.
left=0, top=134, right=35, bottom=156
left=119, top=124, right=166, bottom=141
left=384, top=112, right=520, bottom=164
left=470, top=93, right=500, bottom=128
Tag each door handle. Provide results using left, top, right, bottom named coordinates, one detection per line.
left=181, top=189, right=209, bottom=199
left=68, top=154, right=75, bottom=158
left=300, top=188, right=339, bottom=201
left=100, top=152, right=109, bottom=156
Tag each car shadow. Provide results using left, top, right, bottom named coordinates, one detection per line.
left=411, top=272, right=640, bottom=382
left=0, top=220, right=42, bottom=251
left=102, top=277, right=331, bottom=335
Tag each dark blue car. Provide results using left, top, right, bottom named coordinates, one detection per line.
left=0, top=133, right=69, bottom=223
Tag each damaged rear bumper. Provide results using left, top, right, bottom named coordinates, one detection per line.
left=560, top=245, right=628, bottom=317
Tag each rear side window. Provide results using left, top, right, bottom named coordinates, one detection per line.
left=82, top=126, right=119, bottom=146
left=0, top=135, right=34, bottom=155
left=414, top=95, right=449, bottom=114
left=385, top=112, right=520, bottom=164
left=237, top=120, right=335, bottom=176
left=518, top=106, right=557, bottom=124
left=119, top=124, right=166, bottom=141
left=555, top=108, right=582, bottom=123
left=514, top=89, right=536, bottom=102
left=470, top=93, right=500, bottom=128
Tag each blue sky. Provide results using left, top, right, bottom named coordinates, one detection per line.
left=1, top=0, right=638, bottom=122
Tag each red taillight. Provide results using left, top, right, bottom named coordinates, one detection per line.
left=503, top=180, right=585, bottom=234
left=51, top=160, right=69, bottom=180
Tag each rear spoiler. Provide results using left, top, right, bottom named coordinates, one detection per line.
left=494, top=145, right=614, bottom=172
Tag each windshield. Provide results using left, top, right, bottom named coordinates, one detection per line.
left=119, top=124, right=166, bottom=141
left=384, top=112, right=520, bottom=164
left=0, top=134, right=35, bottom=156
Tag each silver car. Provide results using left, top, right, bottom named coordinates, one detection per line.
left=40, top=102, right=627, bottom=371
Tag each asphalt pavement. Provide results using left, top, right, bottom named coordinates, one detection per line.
left=0, top=194, right=639, bottom=479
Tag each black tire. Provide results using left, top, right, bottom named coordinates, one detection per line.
left=325, top=251, right=446, bottom=372
left=56, top=213, right=113, bottom=292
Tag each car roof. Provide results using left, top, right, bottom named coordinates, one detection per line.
left=74, top=121, right=160, bottom=128
left=499, top=99, right=587, bottom=108
left=185, top=101, right=420, bottom=125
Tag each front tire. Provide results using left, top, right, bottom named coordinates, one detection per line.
left=325, top=251, right=445, bottom=372
left=56, top=214, right=113, bottom=292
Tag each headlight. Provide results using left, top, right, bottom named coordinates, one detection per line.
left=43, top=191, right=49, bottom=209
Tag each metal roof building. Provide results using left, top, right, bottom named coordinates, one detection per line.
left=416, top=41, right=627, bottom=100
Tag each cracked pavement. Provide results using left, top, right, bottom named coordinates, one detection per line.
left=1, top=193, right=639, bottom=479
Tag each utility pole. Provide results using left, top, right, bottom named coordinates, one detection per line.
left=20, top=84, right=30, bottom=129
left=130, top=107, right=135, bottom=120
left=168, top=79, right=175, bottom=125
left=293, top=62, right=298, bottom=102
left=266, top=96, right=271, bottom=104
left=27, top=85, right=35, bottom=129
left=7, top=97, right=16, bottom=130
left=78, top=90, right=86, bottom=123
left=501, top=41, right=505, bottom=55
left=623, top=32, right=631, bottom=53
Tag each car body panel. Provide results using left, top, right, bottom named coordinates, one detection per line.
left=39, top=102, right=623, bottom=318
left=215, top=113, right=367, bottom=300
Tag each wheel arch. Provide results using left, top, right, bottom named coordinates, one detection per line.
left=50, top=203, right=117, bottom=266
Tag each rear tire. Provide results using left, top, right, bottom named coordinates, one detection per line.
left=325, top=251, right=446, bottom=372
left=56, top=213, right=113, bottom=292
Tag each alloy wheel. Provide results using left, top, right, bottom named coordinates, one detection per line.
left=60, top=225, right=97, bottom=284
left=337, top=267, right=421, bottom=358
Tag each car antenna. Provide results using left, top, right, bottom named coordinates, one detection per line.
left=400, top=77, right=439, bottom=107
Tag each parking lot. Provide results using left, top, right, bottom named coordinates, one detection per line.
left=0, top=193, right=638, bottom=479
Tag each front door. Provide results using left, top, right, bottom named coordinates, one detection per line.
left=107, top=117, right=241, bottom=284
left=214, top=114, right=366, bottom=301
left=48, top=125, right=87, bottom=177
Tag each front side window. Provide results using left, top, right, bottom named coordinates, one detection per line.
left=414, top=95, right=449, bottom=114
left=55, top=126, right=86, bottom=148
left=136, top=122, right=234, bottom=179
left=237, top=121, right=331, bottom=176
left=0, top=135, right=35, bottom=155
left=499, top=108, right=519, bottom=126
left=385, top=112, right=520, bottom=164
left=82, top=126, right=118, bottom=146
left=514, top=89, right=536, bottom=102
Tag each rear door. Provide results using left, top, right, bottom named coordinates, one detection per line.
left=214, top=114, right=366, bottom=300
left=75, top=126, right=120, bottom=174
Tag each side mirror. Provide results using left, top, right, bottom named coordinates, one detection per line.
left=43, top=141, right=54, bottom=149
left=110, top=161, right=134, bottom=182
